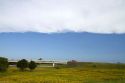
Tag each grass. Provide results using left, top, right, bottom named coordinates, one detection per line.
left=0, top=62, right=125, bottom=83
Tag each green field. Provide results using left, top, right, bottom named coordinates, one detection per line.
left=0, top=62, right=125, bottom=83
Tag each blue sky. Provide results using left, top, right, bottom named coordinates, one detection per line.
left=0, top=32, right=125, bottom=63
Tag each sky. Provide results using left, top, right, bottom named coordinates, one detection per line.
left=0, top=32, right=125, bottom=63
left=0, top=0, right=125, bottom=62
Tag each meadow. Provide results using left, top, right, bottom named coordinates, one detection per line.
left=0, top=62, right=125, bottom=83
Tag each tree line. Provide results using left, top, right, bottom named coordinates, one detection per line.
left=0, top=57, right=37, bottom=72
left=0, top=56, right=79, bottom=72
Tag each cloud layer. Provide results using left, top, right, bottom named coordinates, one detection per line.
left=0, top=0, right=125, bottom=33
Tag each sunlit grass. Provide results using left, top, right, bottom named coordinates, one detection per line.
left=0, top=63, right=125, bottom=83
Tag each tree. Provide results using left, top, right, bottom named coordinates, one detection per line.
left=16, top=59, right=28, bottom=71
left=67, top=60, right=78, bottom=67
left=28, top=61, right=37, bottom=71
left=0, top=57, right=8, bottom=72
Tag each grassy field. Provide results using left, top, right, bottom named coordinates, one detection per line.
left=0, top=62, right=125, bottom=83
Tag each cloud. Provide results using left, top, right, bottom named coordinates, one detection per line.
left=0, top=0, right=125, bottom=34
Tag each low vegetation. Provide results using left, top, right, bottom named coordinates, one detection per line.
left=0, top=57, right=125, bottom=83
left=67, top=60, right=78, bottom=67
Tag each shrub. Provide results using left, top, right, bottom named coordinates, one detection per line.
left=0, top=57, right=8, bottom=72
left=67, top=60, right=78, bottom=67
left=17, top=59, right=28, bottom=71
left=117, top=62, right=125, bottom=69
left=92, top=64, right=97, bottom=68
left=54, top=66, right=60, bottom=69
left=28, top=61, right=37, bottom=71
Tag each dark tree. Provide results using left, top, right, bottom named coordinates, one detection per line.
left=17, top=59, right=28, bottom=71
left=28, top=61, right=37, bottom=71
left=0, top=57, right=8, bottom=72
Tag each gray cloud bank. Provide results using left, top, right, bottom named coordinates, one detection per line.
left=0, top=0, right=125, bottom=33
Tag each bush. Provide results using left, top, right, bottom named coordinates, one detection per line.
left=117, top=62, right=125, bottom=69
left=17, top=59, right=28, bottom=71
left=54, top=66, right=60, bottom=69
left=28, top=61, right=37, bottom=71
left=67, top=60, right=78, bottom=67
left=0, top=57, right=8, bottom=72
left=92, top=64, right=97, bottom=68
